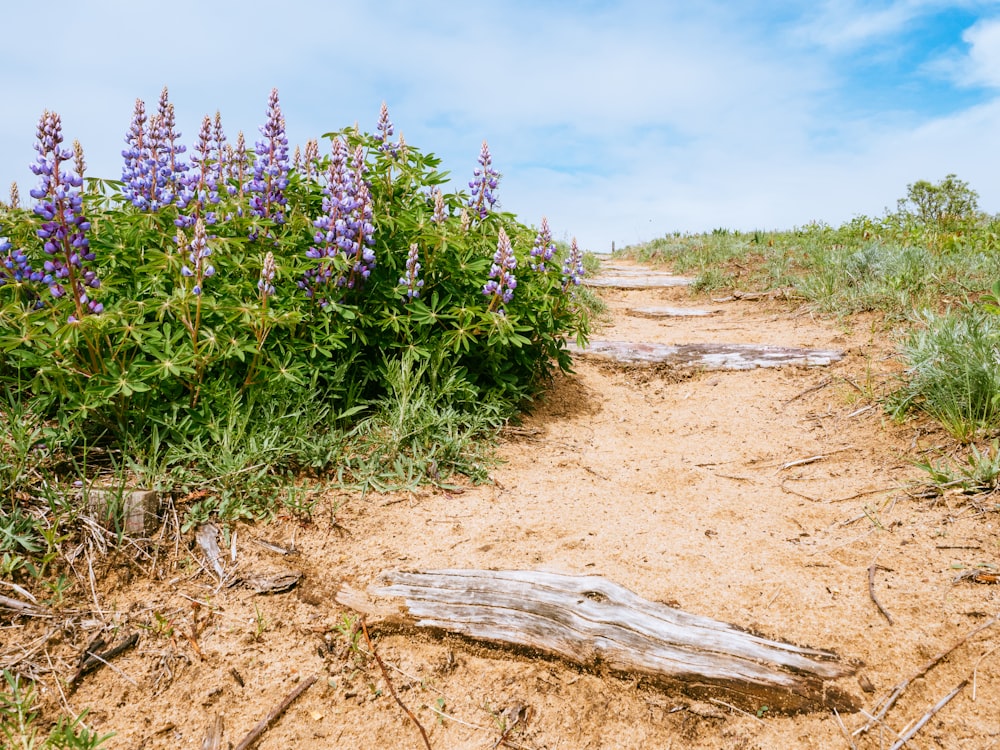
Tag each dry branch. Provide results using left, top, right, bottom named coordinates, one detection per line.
left=867, top=564, right=894, bottom=625
left=234, top=674, right=317, bottom=750
left=855, top=618, right=997, bottom=737
left=360, top=618, right=432, bottom=750
left=69, top=632, right=139, bottom=688
left=0, top=594, right=48, bottom=617
left=338, top=569, right=860, bottom=713
left=888, top=680, right=967, bottom=750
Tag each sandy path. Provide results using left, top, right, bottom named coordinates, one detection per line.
left=61, top=260, right=1000, bottom=749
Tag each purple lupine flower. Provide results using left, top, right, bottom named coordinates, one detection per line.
left=300, top=139, right=376, bottom=297
left=227, top=131, right=248, bottom=199
left=468, top=140, right=500, bottom=220
left=179, top=218, right=214, bottom=296
left=176, top=115, right=221, bottom=227
left=121, top=98, right=151, bottom=209
left=300, top=138, right=350, bottom=303
left=530, top=217, right=557, bottom=272
left=156, top=87, right=187, bottom=195
left=212, top=112, right=228, bottom=179
left=248, top=88, right=290, bottom=225
left=0, top=235, right=40, bottom=286
left=30, top=111, right=101, bottom=321
left=258, top=250, right=276, bottom=299
left=561, top=237, right=585, bottom=291
left=399, top=243, right=424, bottom=301
left=347, top=179, right=376, bottom=287
left=483, top=228, right=517, bottom=313
left=377, top=102, right=397, bottom=157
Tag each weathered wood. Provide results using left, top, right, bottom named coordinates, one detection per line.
left=337, top=569, right=860, bottom=713
left=584, top=275, right=695, bottom=289
left=86, top=486, right=161, bottom=535
left=598, top=267, right=678, bottom=277
left=569, top=340, right=844, bottom=369
left=626, top=306, right=720, bottom=318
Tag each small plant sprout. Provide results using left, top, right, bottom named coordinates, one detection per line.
left=483, top=227, right=516, bottom=313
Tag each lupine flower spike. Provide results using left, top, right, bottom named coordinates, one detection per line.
left=0, top=235, right=39, bottom=287
left=9, top=182, right=20, bottom=209
left=301, top=137, right=349, bottom=304
left=121, top=98, right=150, bottom=209
left=228, top=131, right=249, bottom=199
left=213, top=112, right=228, bottom=175
left=179, top=218, right=215, bottom=296
left=432, top=188, right=446, bottom=226
left=72, top=140, right=86, bottom=184
left=345, top=151, right=376, bottom=288
left=483, top=227, right=517, bottom=313
left=377, top=102, right=397, bottom=157
left=30, top=110, right=101, bottom=321
left=177, top=115, right=221, bottom=226
left=303, top=139, right=319, bottom=180
left=248, top=88, right=290, bottom=226
left=258, top=250, right=276, bottom=301
left=561, top=237, right=585, bottom=291
left=530, top=217, right=556, bottom=272
left=156, top=87, right=187, bottom=198
left=399, top=243, right=424, bottom=301
left=468, top=140, right=500, bottom=219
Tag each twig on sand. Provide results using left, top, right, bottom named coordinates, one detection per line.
left=782, top=376, right=832, bottom=406
left=69, top=632, right=139, bottom=689
left=832, top=708, right=857, bottom=750
left=867, top=563, right=894, bottom=625
left=855, top=618, right=997, bottom=737
left=233, top=674, right=317, bottom=750
left=888, top=680, right=967, bottom=750
left=361, top=618, right=433, bottom=750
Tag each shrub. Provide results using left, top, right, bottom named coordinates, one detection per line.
left=0, top=90, right=589, bottom=498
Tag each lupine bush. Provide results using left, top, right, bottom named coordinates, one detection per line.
left=0, top=90, right=589, bottom=499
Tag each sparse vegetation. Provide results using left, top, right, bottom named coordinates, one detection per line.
left=619, top=174, right=1000, bottom=489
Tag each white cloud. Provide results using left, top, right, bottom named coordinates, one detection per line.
left=4, top=1, right=1000, bottom=253
left=952, top=17, right=1000, bottom=87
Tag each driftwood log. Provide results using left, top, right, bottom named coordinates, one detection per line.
left=583, top=275, right=695, bottom=289
left=569, top=340, right=844, bottom=369
left=626, top=306, right=720, bottom=318
left=336, top=569, right=860, bottom=713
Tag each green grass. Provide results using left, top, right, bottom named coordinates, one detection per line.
left=887, top=306, right=1000, bottom=442
left=619, top=208, right=1000, bottom=472
left=1, top=670, right=113, bottom=749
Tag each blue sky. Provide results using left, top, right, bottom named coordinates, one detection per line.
left=3, top=0, right=1000, bottom=251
